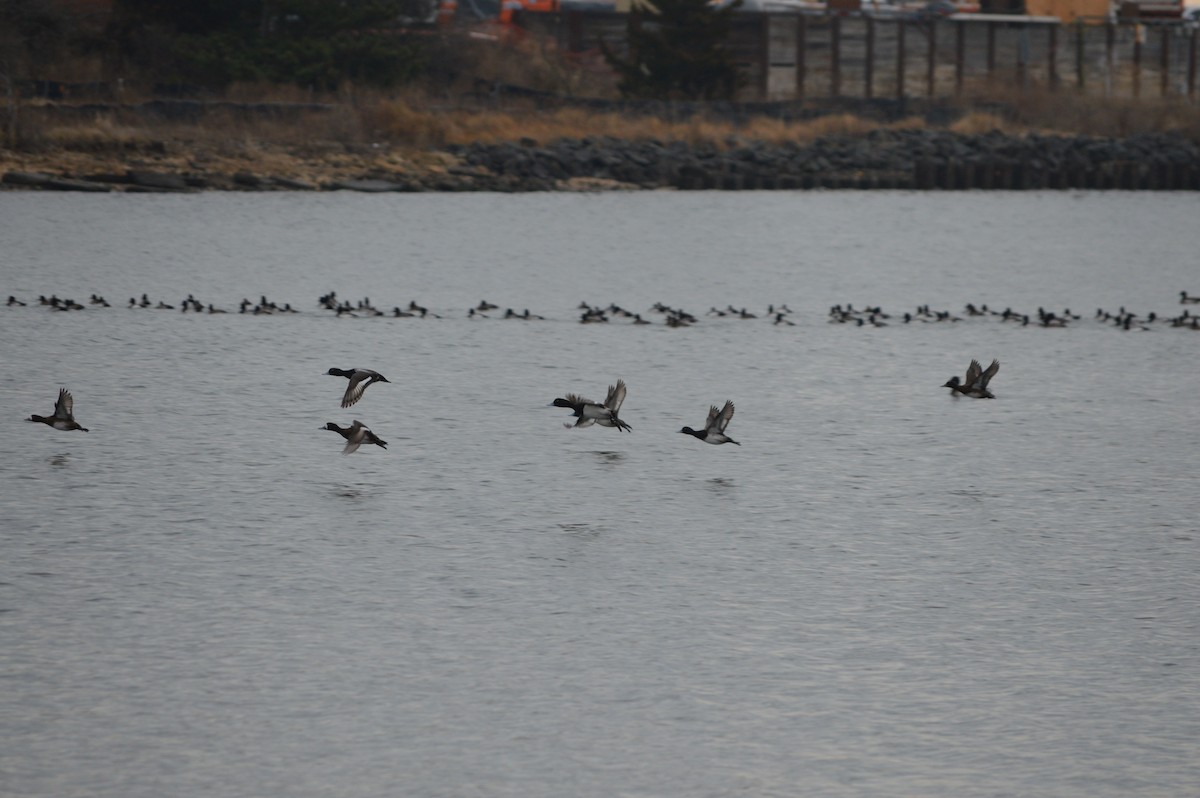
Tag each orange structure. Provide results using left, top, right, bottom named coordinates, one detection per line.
left=1023, top=0, right=1111, bottom=20
left=499, top=0, right=562, bottom=23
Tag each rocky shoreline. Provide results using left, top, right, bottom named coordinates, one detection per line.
left=4, top=129, right=1200, bottom=192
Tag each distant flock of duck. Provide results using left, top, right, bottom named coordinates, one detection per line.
left=8, top=290, right=1200, bottom=330
left=18, top=290, right=1197, bottom=449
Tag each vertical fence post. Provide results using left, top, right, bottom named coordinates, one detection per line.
left=1018, top=24, right=1030, bottom=87
left=1190, top=28, right=1197, bottom=99
left=1105, top=22, right=1115, bottom=96
left=955, top=21, right=965, bottom=96
left=927, top=18, right=937, bottom=97
left=1160, top=26, right=1170, bottom=98
left=759, top=14, right=771, bottom=101
left=797, top=13, right=807, bottom=101
left=897, top=19, right=907, bottom=99
left=1075, top=20, right=1085, bottom=92
left=986, top=21, right=996, bottom=80
left=1048, top=24, right=1058, bottom=90
left=866, top=17, right=875, bottom=99
left=568, top=11, right=583, bottom=51
left=831, top=15, right=842, bottom=98
left=1133, top=25, right=1142, bottom=99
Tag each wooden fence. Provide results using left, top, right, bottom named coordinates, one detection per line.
left=518, top=11, right=1200, bottom=102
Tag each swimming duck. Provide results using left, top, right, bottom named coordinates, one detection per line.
left=943, top=358, right=999, bottom=398
left=580, top=308, right=608, bottom=323
left=1180, top=291, right=1200, bottom=304
left=327, top=367, right=390, bottom=408
left=680, top=400, right=739, bottom=445
left=30, top=388, right=89, bottom=431
left=323, top=421, right=387, bottom=454
left=553, top=379, right=632, bottom=432
left=7, top=296, right=26, bottom=306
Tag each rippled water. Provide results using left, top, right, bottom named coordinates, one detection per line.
left=2, top=191, right=1198, bottom=797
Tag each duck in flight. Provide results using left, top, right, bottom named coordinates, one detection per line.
left=30, top=388, right=89, bottom=431
left=553, top=379, right=632, bottom=432
left=323, top=420, right=387, bottom=454
left=943, top=358, right=999, bottom=398
left=326, top=367, right=389, bottom=408
left=680, top=400, right=739, bottom=445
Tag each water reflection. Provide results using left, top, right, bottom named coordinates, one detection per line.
left=708, top=477, right=736, bottom=492
left=590, top=450, right=625, bottom=466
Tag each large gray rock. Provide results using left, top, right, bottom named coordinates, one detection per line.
left=2, top=171, right=52, bottom=186
left=42, top=178, right=113, bottom=192
left=326, top=179, right=405, bottom=192
left=127, top=170, right=190, bottom=190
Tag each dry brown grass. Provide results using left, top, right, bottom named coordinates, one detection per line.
left=9, top=84, right=1200, bottom=162
left=948, top=111, right=1013, bottom=136
left=36, top=115, right=159, bottom=151
left=362, top=103, right=938, bottom=149
left=957, top=84, right=1200, bottom=139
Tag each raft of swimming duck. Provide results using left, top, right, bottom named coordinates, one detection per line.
left=9, top=290, right=1200, bottom=331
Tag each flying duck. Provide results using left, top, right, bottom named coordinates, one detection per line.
left=323, top=421, right=387, bottom=454
left=943, top=358, right=999, bottom=398
left=30, top=388, right=89, bottom=431
left=680, top=400, right=739, bottom=445
left=326, top=367, right=390, bottom=408
left=553, top=379, right=632, bottom=432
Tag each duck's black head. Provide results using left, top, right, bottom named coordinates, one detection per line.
left=680, top=426, right=701, bottom=437
left=321, top=422, right=342, bottom=432
left=552, top=397, right=574, bottom=409
left=942, top=377, right=960, bottom=388
left=326, top=368, right=352, bottom=377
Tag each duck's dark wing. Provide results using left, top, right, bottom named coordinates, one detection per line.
left=343, top=421, right=368, bottom=454
left=605, top=380, right=627, bottom=413
left=979, top=359, right=1000, bottom=388
left=964, top=359, right=982, bottom=386
left=54, top=388, right=74, bottom=421
left=342, top=373, right=371, bottom=408
left=714, top=400, right=735, bottom=433
left=703, top=404, right=721, bottom=433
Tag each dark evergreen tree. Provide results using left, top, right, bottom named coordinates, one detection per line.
left=107, top=0, right=432, bottom=90
left=603, top=0, right=744, bottom=101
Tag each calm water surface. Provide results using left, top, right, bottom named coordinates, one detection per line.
left=1, top=191, right=1198, bottom=797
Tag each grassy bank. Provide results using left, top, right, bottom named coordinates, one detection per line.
left=4, top=73, right=1200, bottom=186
